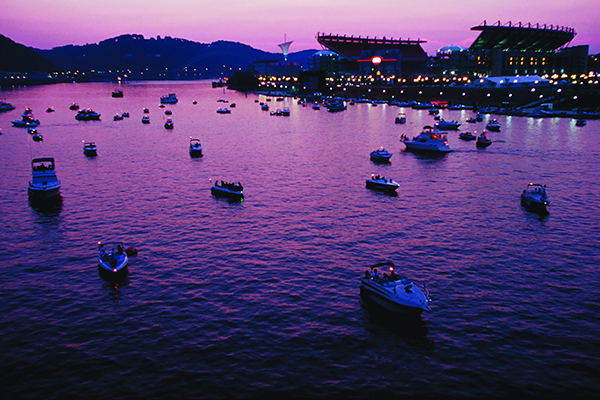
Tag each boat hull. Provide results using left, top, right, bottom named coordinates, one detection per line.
left=28, top=185, right=61, bottom=199
left=366, top=180, right=399, bottom=192
left=211, top=186, right=244, bottom=199
left=360, top=280, right=429, bottom=315
left=98, top=254, right=129, bottom=273
left=521, top=195, right=549, bottom=214
left=403, top=142, right=452, bottom=153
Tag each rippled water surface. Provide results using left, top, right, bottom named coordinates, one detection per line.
left=1, top=81, right=599, bottom=398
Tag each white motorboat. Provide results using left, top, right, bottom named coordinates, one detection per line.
left=370, top=147, right=392, bottom=163
left=160, top=93, right=178, bottom=104
left=521, top=183, right=549, bottom=214
left=211, top=180, right=244, bottom=200
left=75, top=109, right=101, bottom=121
left=12, top=107, right=40, bottom=127
left=360, top=262, right=432, bottom=315
left=476, top=132, right=492, bottom=148
left=486, top=119, right=501, bottom=131
left=111, top=90, right=124, bottom=98
left=189, top=138, right=203, bottom=157
left=366, top=175, right=400, bottom=192
left=459, top=131, right=477, bottom=141
left=28, top=157, right=61, bottom=200
left=435, top=119, right=461, bottom=130
left=83, top=141, right=97, bottom=156
left=401, top=127, right=452, bottom=153
left=98, top=241, right=129, bottom=274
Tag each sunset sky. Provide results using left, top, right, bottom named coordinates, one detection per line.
left=2, top=0, right=598, bottom=56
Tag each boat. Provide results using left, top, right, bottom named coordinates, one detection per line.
left=459, top=131, right=477, bottom=141
left=486, top=119, right=501, bottom=131
left=189, top=138, right=203, bottom=157
left=261, top=103, right=269, bottom=111
left=401, top=127, right=452, bottom=153
left=476, top=132, right=492, bottom=148
left=521, top=183, right=550, bottom=214
left=0, top=99, right=16, bottom=112
left=75, top=109, right=101, bottom=121
left=327, top=101, right=347, bottom=112
left=370, top=147, right=393, bottom=163
left=164, top=110, right=172, bottom=115
left=98, top=241, right=129, bottom=274
left=69, top=103, right=79, bottom=110
left=46, top=107, right=55, bottom=113
left=164, top=118, right=174, bottom=129
left=83, top=141, right=97, bottom=156
left=216, top=108, right=231, bottom=114
left=211, top=180, right=244, bottom=200
left=111, top=90, right=124, bottom=98
left=230, top=103, right=236, bottom=108
left=28, top=157, right=61, bottom=199
left=160, top=93, right=178, bottom=104
left=575, top=119, right=587, bottom=126
left=395, top=113, right=406, bottom=124
left=12, top=107, right=40, bottom=127
left=121, top=112, right=130, bottom=118
left=412, top=101, right=434, bottom=109
left=435, top=119, right=461, bottom=130
left=476, top=113, right=483, bottom=121
left=360, top=262, right=432, bottom=315
left=280, top=108, right=290, bottom=116
left=142, top=115, right=150, bottom=124
left=366, top=175, right=400, bottom=192
left=312, top=103, right=320, bottom=110
left=429, top=108, right=439, bottom=115
left=466, top=117, right=477, bottom=123
left=113, top=113, right=123, bottom=121
left=27, top=127, right=38, bottom=135
left=32, top=133, right=43, bottom=141
left=143, top=108, right=150, bottom=113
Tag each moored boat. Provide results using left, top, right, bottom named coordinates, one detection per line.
left=370, top=147, right=392, bottom=163
left=435, top=119, right=461, bottom=130
left=189, top=138, right=203, bottom=157
left=575, top=119, right=586, bottom=126
left=75, top=109, right=101, bottom=121
left=69, top=103, right=79, bottom=110
left=395, top=113, right=406, bottom=124
left=365, top=175, right=400, bottom=192
left=211, top=180, right=244, bottom=200
left=160, top=93, right=178, bottom=104
left=476, top=132, right=492, bottom=148
left=111, top=90, right=124, bottom=98
left=360, top=262, right=432, bottom=315
left=83, top=141, right=98, bottom=156
left=0, top=99, right=16, bottom=112
left=401, top=127, right=452, bottom=153
left=32, top=133, right=43, bottom=141
left=459, top=131, right=477, bottom=140
left=217, top=108, right=231, bottom=114
left=28, top=157, right=61, bottom=200
left=142, top=115, right=150, bottom=124
left=164, top=118, right=174, bottom=129
left=98, top=241, right=129, bottom=274
left=521, top=183, right=550, bottom=214
left=486, top=119, right=501, bottom=131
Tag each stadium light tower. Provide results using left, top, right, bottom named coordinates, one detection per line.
left=278, top=34, right=293, bottom=61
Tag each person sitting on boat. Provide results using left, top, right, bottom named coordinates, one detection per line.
left=117, top=244, right=124, bottom=255
left=364, top=269, right=372, bottom=279
left=372, top=268, right=380, bottom=280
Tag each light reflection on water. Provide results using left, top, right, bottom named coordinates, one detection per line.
left=0, top=81, right=599, bottom=398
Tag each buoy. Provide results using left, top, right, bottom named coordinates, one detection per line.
left=125, top=247, right=138, bottom=256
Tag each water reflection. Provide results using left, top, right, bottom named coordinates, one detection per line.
left=29, top=195, right=63, bottom=217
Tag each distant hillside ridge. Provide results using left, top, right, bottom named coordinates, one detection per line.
left=0, top=34, right=56, bottom=72
left=33, top=34, right=318, bottom=79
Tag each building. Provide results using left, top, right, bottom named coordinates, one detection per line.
left=252, top=60, right=302, bottom=78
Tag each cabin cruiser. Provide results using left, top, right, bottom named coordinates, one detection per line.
left=435, top=119, right=461, bottom=130
left=83, top=141, right=97, bottom=156
left=521, top=183, right=549, bottom=214
left=164, top=118, right=174, bottom=129
left=395, top=113, right=406, bottom=124
left=401, top=127, right=452, bottom=153
left=370, top=147, right=392, bottom=163
left=476, top=132, right=492, bottom=148
left=459, top=131, right=477, bottom=141
left=28, top=157, right=61, bottom=200
left=366, top=174, right=400, bottom=192
left=189, top=138, right=203, bottom=157
left=160, top=93, right=178, bottom=104
left=75, top=109, right=101, bottom=120
left=217, top=108, right=231, bottom=114
left=360, top=262, right=432, bottom=315
left=98, top=241, right=129, bottom=274
left=211, top=180, right=244, bottom=200
left=486, top=119, right=501, bottom=131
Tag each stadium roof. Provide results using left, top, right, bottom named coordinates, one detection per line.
left=469, top=21, right=575, bottom=52
left=316, top=33, right=428, bottom=60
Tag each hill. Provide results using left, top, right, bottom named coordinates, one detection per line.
left=0, top=34, right=56, bottom=72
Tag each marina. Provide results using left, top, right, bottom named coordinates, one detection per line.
left=0, top=80, right=599, bottom=398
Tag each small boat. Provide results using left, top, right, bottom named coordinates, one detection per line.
left=121, top=112, right=130, bottom=118
left=476, top=132, right=492, bottom=148
left=486, top=119, right=501, bottom=131
left=193, top=100, right=198, bottom=105
left=69, top=103, right=79, bottom=110
left=83, top=141, right=97, bottom=156
left=280, top=108, right=290, bottom=116
left=230, top=103, right=236, bottom=108
left=0, top=99, right=16, bottom=112
left=113, top=113, right=123, bottom=121
left=435, top=119, right=461, bottom=130
left=366, top=175, right=400, bottom=192
left=211, top=181, right=244, bottom=200
left=313, top=103, right=321, bottom=110
left=327, top=101, right=347, bottom=112
left=360, top=262, right=432, bottom=315
left=401, top=127, right=452, bottom=153
left=142, top=115, right=150, bottom=124
left=459, top=131, right=477, bottom=141
left=164, top=110, right=172, bottom=115
left=27, top=127, right=38, bottom=135
left=575, top=119, right=586, bottom=126
left=46, top=107, right=55, bottom=113
left=164, top=118, right=174, bottom=129
left=159, top=104, right=165, bottom=108
left=160, top=93, right=178, bottom=104
left=370, top=147, right=392, bottom=163
left=429, top=108, right=439, bottom=115
left=143, top=108, right=150, bottom=113
left=28, top=157, right=61, bottom=199
left=466, top=117, right=477, bottom=123
left=32, top=133, right=43, bottom=141
left=217, top=99, right=228, bottom=103
left=189, top=138, right=203, bottom=157
left=12, top=119, right=39, bottom=128
left=98, top=241, right=129, bottom=274
left=111, top=90, right=124, bottom=98
left=261, top=103, right=269, bottom=111
left=75, top=109, right=101, bottom=121
left=476, top=113, right=483, bottom=121
left=216, top=108, right=231, bottom=114
left=395, top=113, right=406, bottom=124
left=521, top=183, right=550, bottom=214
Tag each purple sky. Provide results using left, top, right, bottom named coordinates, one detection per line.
left=2, top=0, right=599, bottom=56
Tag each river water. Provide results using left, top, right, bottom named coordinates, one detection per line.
left=1, top=81, right=599, bottom=398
